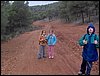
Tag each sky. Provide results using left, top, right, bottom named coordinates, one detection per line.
left=28, top=1, right=59, bottom=6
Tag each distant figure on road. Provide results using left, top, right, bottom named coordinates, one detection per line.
left=37, top=30, right=47, bottom=59
left=46, top=30, right=57, bottom=59
left=78, top=22, right=99, bottom=75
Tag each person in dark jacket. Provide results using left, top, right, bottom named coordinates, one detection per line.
left=78, top=22, right=99, bottom=75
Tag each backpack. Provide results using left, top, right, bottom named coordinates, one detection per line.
left=83, top=34, right=97, bottom=40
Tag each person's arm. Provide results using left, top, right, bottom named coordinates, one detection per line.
left=53, top=35, right=57, bottom=45
left=79, top=35, right=87, bottom=46
left=46, top=34, right=50, bottom=40
left=39, top=36, right=43, bottom=45
left=39, top=36, right=43, bottom=41
left=95, top=35, right=99, bottom=48
left=39, top=36, right=41, bottom=45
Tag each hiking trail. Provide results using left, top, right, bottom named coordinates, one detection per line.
left=1, top=20, right=99, bottom=75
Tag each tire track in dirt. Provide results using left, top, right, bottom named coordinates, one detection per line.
left=50, top=21, right=99, bottom=75
left=55, top=32, right=81, bottom=75
left=1, top=20, right=99, bottom=75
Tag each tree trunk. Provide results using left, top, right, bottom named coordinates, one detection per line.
left=86, top=11, right=88, bottom=17
left=81, top=12, right=84, bottom=24
left=67, top=17, right=69, bottom=22
left=96, top=9, right=97, bottom=16
left=88, top=15, right=90, bottom=22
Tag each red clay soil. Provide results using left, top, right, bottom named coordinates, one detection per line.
left=1, top=20, right=99, bottom=75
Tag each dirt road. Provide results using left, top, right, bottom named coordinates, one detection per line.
left=1, top=20, right=99, bottom=75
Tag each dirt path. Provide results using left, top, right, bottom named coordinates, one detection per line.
left=1, top=20, right=99, bottom=75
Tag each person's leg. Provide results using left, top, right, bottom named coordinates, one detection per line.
left=43, top=46, right=46, bottom=58
left=48, top=45, right=51, bottom=58
left=79, top=58, right=87, bottom=74
left=86, top=61, right=92, bottom=75
left=37, top=45, right=42, bottom=59
left=40, top=45, right=44, bottom=58
left=51, top=45, right=54, bottom=58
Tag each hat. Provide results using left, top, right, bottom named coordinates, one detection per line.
left=87, top=23, right=95, bottom=34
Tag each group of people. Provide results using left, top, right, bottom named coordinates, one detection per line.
left=36, top=22, right=99, bottom=75
left=38, top=29, right=57, bottom=59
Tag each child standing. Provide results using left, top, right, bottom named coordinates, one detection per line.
left=78, top=23, right=99, bottom=75
left=38, top=30, right=47, bottom=59
left=46, top=30, right=57, bottom=59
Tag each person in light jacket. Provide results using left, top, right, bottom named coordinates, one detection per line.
left=46, top=30, right=57, bottom=59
